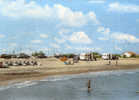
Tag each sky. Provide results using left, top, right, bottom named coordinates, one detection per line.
left=0, top=0, right=139, bottom=55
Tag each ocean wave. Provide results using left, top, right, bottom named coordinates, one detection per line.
left=40, top=69, right=139, bottom=82
left=1, top=69, right=139, bottom=91
left=0, top=81, right=38, bottom=91
left=0, top=86, right=11, bottom=91
left=40, top=75, right=75, bottom=82
left=88, top=69, right=139, bottom=76
left=13, top=81, right=38, bottom=88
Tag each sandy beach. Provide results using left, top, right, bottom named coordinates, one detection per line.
left=0, top=57, right=139, bottom=86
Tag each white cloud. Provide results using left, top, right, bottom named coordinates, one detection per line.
left=50, top=43, right=60, bottom=48
left=39, top=48, right=49, bottom=51
left=88, top=0, right=105, bottom=4
left=98, top=37, right=108, bottom=40
left=75, top=47, right=102, bottom=52
left=111, top=32, right=139, bottom=43
left=65, top=45, right=72, bottom=49
left=40, top=34, right=48, bottom=38
left=115, top=46, right=122, bottom=51
left=9, top=43, right=17, bottom=47
left=97, top=26, right=110, bottom=41
left=54, top=37, right=65, bottom=44
left=0, top=48, right=7, bottom=53
left=97, top=26, right=139, bottom=43
left=69, top=32, right=92, bottom=44
left=97, top=26, right=104, bottom=32
left=97, top=26, right=110, bottom=35
left=0, top=34, right=5, bottom=38
left=108, top=2, right=139, bottom=13
left=58, top=29, right=70, bottom=35
left=0, top=0, right=99, bottom=27
left=75, top=47, right=92, bottom=51
left=20, top=49, right=33, bottom=54
left=31, top=40, right=42, bottom=44
left=136, top=19, right=139, bottom=22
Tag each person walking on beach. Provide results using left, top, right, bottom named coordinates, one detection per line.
left=115, top=60, right=118, bottom=66
left=108, top=54, right=111, bottom=65
left=115, top=56, right=119, bottom=66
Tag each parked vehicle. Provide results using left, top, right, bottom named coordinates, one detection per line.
left=79, top=53, right=96, bottom=61
left=80, top=53, right=86, bottom=60
left=102, top=53, right=110, bottom=60
left=102, top=53, right=119, bottom=60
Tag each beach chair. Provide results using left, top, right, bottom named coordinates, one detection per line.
left=13, top=61, right=18, bottom=66
left=34, top=61, right=38, bottom=66
left=8, top=61, right=13, bottom=66
left=37, top=62, right=41, bottom=66
left=18, top=61, right=22, bottom=66
left=0, top=62, right=9, bottom=68
left=30, top=61, right=34, bottom=66
left=22, top=61, right=27, bottom=66
left=3, top=62, right=9, bottom=68
left=26, top=61, right=30, bottom=65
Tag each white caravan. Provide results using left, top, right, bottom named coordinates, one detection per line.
left=80, top=53, right=86, bottom=60
left=102, top=53, right=111, bottom=60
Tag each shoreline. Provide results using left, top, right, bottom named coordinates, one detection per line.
left=0, top=58, right=139, bottom=86
left=0, top=63, right=139, bottom=86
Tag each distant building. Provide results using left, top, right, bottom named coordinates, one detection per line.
left=122, top=51, right=136, bottom=57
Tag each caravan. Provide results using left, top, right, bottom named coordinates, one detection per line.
left=79, top=53, right=96, bottom=61
left=102, top=53, right=119, bottom=60
left=102, top=53, right=111, bottom=60
left=79, top=53, right=86, bottom=60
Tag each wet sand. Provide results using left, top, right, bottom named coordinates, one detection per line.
left=0, top=58, right=139, bottom=86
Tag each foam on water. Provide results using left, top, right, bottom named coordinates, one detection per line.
left=0, top=86, right=11, bottom=91
left=40, top=75, right=76, bottom=82
left=13, top=81, right=38, bottom=88
left=0, top=81, right=38, bottom=91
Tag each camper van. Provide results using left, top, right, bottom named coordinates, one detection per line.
left=79, top=53, right=95, bottom=61
left=102, top=53, right=119, bottom=60
left=80, top=53, right=86, bottom=60
left=102, top=53, right=111, bottom=60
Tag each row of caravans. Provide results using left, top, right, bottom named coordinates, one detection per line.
left=79, top=53, right=119, bottom=60
left=102, top=53, right=119, bottom=60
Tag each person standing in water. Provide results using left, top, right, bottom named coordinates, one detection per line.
left=88, top=80, right=91, bottom=93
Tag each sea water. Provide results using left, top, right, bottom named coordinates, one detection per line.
left=0, top=69, right=139, bottom=100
